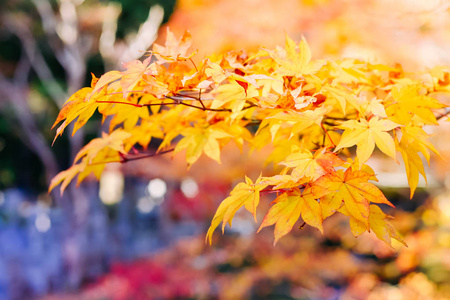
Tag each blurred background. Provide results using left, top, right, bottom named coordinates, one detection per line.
left=1, top=0, right=450, bottom=299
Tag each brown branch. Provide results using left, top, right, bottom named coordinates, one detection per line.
left=259, top=189, right=282, bottom=194
left=164, top=96, right=232, bottom=112
left=197, top=89, right=207, bottom=110
left=104, top=90, right=148, bottom=96
left=121, top=148, right=174, bottom=162
left=86, top=148, right=175, bottom=166
left=96, top=96, right=258, bottom=113
left=173, top=92, right=214, bottom=100
left=436, top=108, right=450, bottom=121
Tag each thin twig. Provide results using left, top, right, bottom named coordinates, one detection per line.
left=197, top=89, right=206, bottom=110
left=96, top=100, right=143, bottom=107
left=436, top=108, right=450, bottom=121
left=97, top=96, right=256, bottom=113
left=165, top=96, right=232, bottom=112
left=86, top=148, right=175, bottom=166
left=321, top=123, right=336, bottom=148
left=122, top=148, right=174, bottom=162
left=189, top=57, right=199, bottom=72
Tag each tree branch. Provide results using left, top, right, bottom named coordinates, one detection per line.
left=0, top=72, right=59, bottom=185
left=436, top=107, right=450, bottom=121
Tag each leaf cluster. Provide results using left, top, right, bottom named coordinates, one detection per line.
left=49, top=29, right=450, bottom=246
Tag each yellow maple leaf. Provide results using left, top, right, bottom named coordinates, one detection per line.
left=260, top=106, right=327, bottom=140
left=267, top=34, right=324, bottom=76
left=206, top=175, right=268, bottom=244
left=387, top=84, right=446, bottom=125
left=51, top=87, right=95, bottom=143
left=175, top=126, right=231, bottom=166
left=279, top=147, right=344, bottom=181
left=106, top=95, right=151, bottom=131
left=211, top=81, right=246, bottom=110
left=396, top=125, right=440, bottom=198
left=258, top=185, right=329, bottom=245
left=315, top=168, right=394, bottom=228
left=74, top=130, right=132, bottom=164
left=205, top=59, right=229, bottom=84
left=260, top=174, right=309, bottom=190
left=368, top=205, right=406, bottom=247
left=340, top=205, right=406, bottom=247
left=211, top=80, right=258, bottom=115
left=48, top=162, right=86, bottom=195
left=127, top=119, right=164, bottom=150
left=91, top=70, right=122, bottom=96
left=335, top=117, right=399, bottom=167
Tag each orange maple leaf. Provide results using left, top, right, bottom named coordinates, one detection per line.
left=315, top=168, right=394, bottom=228
left=153, top=28, right=197, bottom=62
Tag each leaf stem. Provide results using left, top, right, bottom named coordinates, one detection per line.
left=299, top=222, right=307, bottom=230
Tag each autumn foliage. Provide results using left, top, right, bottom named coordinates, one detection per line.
left=49, top=29, right=449, bottom=246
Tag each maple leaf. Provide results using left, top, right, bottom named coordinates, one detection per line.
left=48, top=162, right=86, bottom=195
left=387, top=84, right=446, bottom=125
left=211, top=81, right=246, bottom=110
left=260, top=106, right=327, bottom=140
left=153, top=28, right=197, bottom=62
left=175, top=126, right=231, bottom=166
left=51, top=87, right=92, bottom=130
left=91, top=70, right=122, bottom=96
left=335, top=117, right=399, bottom=167
left=258, top=185, right=329, bottom=245
left=127, top=120, right=164, bottom=150
left=206, top=175, right=268, bottom=244
left=74, top=130, right=132, bottom=164
left=106, top=95, right=151, bottom=131
left=260, top=174, right=309, bottom=190
left=120, top=56, right=152, bottom=96
left=211, top=80, right=258, bottom=115
left=396, top=125, right=440, bottom=198
left=279, top=147, right=344, bottom=181
left=340, top=204, right=406, bottom=247
left=205, top=59, right=230, bottom=84
left=267, top=34, right=324, bottom=76
left=51, top=91, right=110, bottom=143
left=72, top=102, right=100, bottom=136
left=367, top=205, right=406, bottom=247
left=315, top=168, right=394, bottom=228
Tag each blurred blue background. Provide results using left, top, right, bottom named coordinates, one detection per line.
left=0, top=1, right=181, bottom=298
